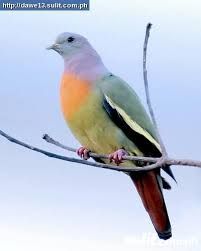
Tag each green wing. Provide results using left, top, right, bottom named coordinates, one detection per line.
left=99, top=74, right=176, bottom=181
left=100, top=74, right=161, bottom=155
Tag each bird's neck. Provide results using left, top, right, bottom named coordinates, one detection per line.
left=64, top=51, right=108, bottom=81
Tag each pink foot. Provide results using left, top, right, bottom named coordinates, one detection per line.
left=109, top=149, right=128, bottom=165
left=76, top=146, right=91, bottom=160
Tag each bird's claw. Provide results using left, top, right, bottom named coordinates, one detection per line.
left=109, top=149, right=128, bottom=165
left=76, top=146, right=91, bottom=160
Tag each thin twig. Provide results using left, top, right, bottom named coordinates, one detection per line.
left=42, top=134, right=159, bottom=163
left=143, top=23, right=167, bottom=157
left=42, top=134, right=201, bottom=168
left=1, top=129, right=201, bottom=170
left=0, top=129, right=165, bottom=172
left=42, top=134, right=166, bottom=170
left=42, top=135, right=201, bottom=168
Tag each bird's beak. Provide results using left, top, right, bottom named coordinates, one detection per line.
left=46, top=43, right=59, bottom=50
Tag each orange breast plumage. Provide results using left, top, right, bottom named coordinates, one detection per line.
left=60, top=74, right=92, bottom=120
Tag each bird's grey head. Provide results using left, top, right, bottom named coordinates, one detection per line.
left=47, top=32, right=93, bottom=59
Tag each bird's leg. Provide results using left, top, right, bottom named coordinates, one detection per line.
left=76, top=146, right=91, bottom=160
left=109, top=148, right=128, bottom=165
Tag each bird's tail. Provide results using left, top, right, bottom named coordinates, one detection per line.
left=130, top=170, right=172, bottom=240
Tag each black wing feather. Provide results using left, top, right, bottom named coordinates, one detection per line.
left=103, top=97, right=161, bottom=157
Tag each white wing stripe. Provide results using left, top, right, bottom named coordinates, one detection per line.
left=105, top=95, right=161, bottom=151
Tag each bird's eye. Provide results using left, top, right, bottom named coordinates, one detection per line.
left=67, top=37, right=75, bottom=43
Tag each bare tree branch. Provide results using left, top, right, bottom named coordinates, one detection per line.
left=42, top=134, right=167, bottom=171
left=42, top=135, right=201, bottom=168
left=0, top=129, right=167, bottom=172
left=1, top=130, right=201, bottom=171
left=143, top=23, right=167, bottom=157
left=42, top=134, right=159, bottom=163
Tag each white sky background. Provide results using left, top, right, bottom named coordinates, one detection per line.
left=0, top=0, right=201, bottom=250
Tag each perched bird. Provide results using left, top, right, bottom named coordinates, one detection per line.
left=47, top=32, right=175, bottom=240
